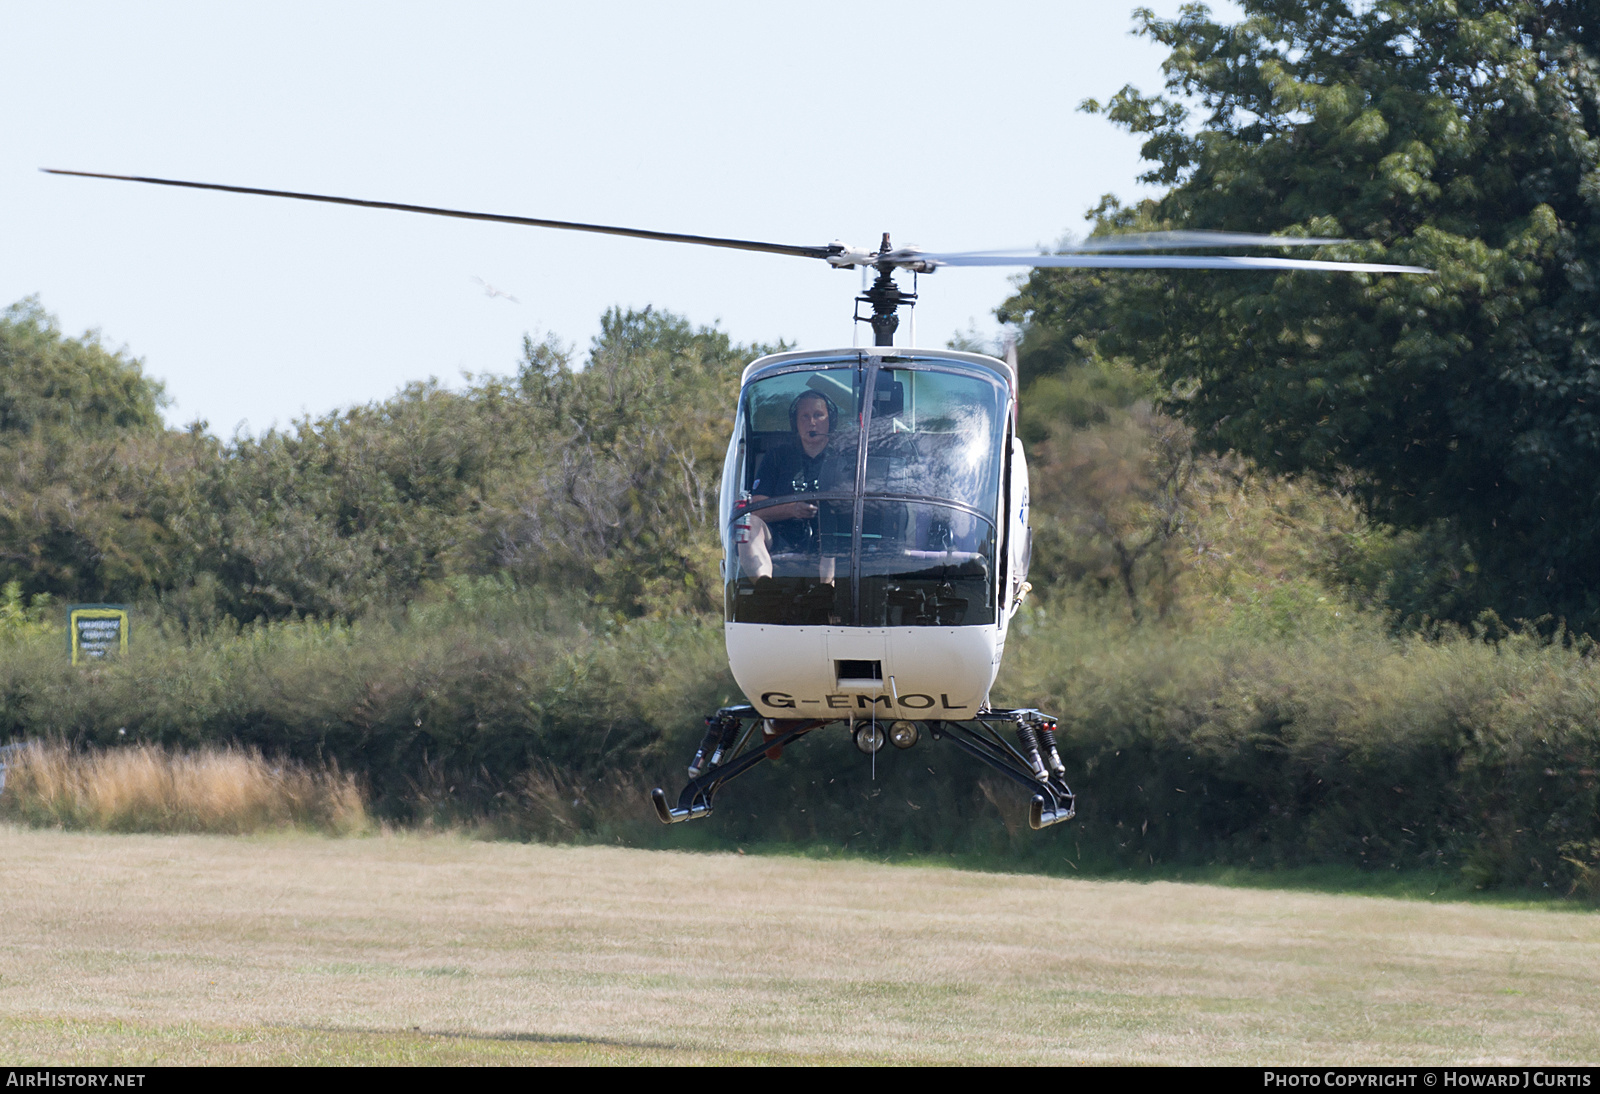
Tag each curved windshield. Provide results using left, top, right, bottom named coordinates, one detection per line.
left=862, top=367, right=1005, bottom=510
left=722, top=355, right=1007, bottom=627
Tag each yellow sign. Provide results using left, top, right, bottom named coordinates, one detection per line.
left=67, top=605, right=130, bottom=665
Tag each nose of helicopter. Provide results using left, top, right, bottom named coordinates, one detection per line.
left=724, top=623, right=1000, bottom=721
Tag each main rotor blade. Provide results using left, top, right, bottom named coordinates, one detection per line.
left=1068, top=230, right=1352, bottom=252
left=922, top=252, right=1430, bottom=274
left=938, top=230, right=1354, bottom=256
left=42, top=169, right=839, bottom=261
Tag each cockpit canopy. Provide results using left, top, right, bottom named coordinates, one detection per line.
left=721, top=351, right=1011, bottom=628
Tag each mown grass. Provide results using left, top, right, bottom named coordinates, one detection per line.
left=720, top=842, right=1580, bottom=909
left=2, top=828, right=1596, bottom=1066
left=0, top=1015, right=848, bottom=1066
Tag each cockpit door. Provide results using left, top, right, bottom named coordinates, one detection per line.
left=1007, top=432, right=1032, bottom=617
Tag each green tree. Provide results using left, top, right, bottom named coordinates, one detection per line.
left=477, top=307, right=780, bottom=616
left=0, top=298, right=166, bottom=437
left=182, top=380, right=497, bottom=619
left=182, top=307, right=776, bottom=620
left=0, top=300, right=184, bottom=601
left=1005, top=2, right=1600, bottom=630
left=0, top=297, right=775, bottom=620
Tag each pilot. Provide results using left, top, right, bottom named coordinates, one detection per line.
left=737, top=389, right=842, bottom=581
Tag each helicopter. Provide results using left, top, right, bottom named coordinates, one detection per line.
left=44, top=168, right=1427, bottom=831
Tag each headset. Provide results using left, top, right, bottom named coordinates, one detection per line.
left=788, top=390, right=839, bottom=433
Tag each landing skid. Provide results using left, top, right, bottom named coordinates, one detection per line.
left=650, top=706, right=1076, bottom=831
left=930, top=710, right=1077, bottom=830
left=651, top=706, right=821, bottom=824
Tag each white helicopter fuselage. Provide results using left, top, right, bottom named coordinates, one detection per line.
left=719, top=348, right=1029, bottom=722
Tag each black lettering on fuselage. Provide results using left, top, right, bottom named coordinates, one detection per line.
left=758, top=693, right=962, bottom=711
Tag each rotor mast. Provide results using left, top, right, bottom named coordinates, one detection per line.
left=855, top=233, right=917, bottom=347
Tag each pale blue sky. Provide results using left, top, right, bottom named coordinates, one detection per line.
left=3, top=1, right=1237, bottom=433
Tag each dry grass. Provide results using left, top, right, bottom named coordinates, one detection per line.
left=1, top=827, right=1597, bottom=1065
left=0, top=744, right=367, bottom=835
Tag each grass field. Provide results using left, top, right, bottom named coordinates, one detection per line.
left=2, top=826, right=1597, bottom=1065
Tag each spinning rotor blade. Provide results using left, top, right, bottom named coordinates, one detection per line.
left=915, top=230, right=1428, bottom=275
left=41, top=169, right=839, bottom=261
left=939, top=230, right=1352, bottom=255
left=920, top=252, right=1429, bottom=274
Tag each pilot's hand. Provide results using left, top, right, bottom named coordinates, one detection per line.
left=766, top=501, right=819, bottom=521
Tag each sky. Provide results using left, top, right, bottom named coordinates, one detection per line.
left=3, top=1, right=1238, bottom=434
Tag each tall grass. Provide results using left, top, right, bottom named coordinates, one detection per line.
left=0, top=743, right=367, bottom=835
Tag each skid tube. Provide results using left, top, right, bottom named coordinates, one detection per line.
left=650, top=706, right=1075, bottom=830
